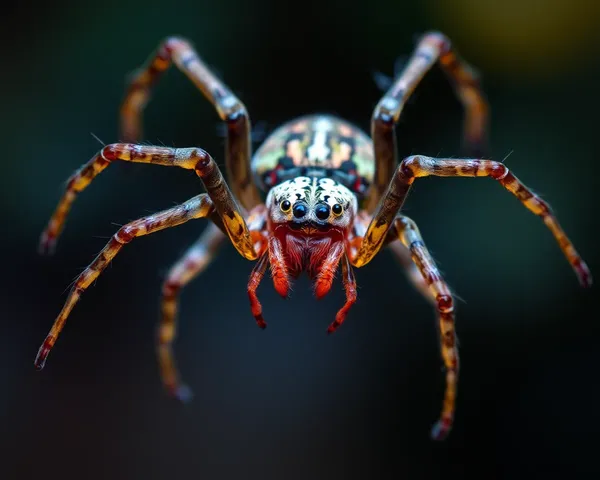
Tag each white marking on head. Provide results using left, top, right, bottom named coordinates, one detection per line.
left=267, top=176, right=357, bottom=229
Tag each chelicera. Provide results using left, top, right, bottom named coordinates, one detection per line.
left=35, top=32, right=592, bottom=440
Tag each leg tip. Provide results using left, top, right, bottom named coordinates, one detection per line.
left=175, top=384, right=194, bottom=403
left=576, top=262, right=593, bottom=288
left=255, top=316, right=267, bottom=329
left=167, top=383, right=194, bottom=403
left=430, top=417, right=452, bottom=441
left=38, top=231, right=57, bottom=256
left=274, top=284, right=289, bottom=299
left=314, top=280, right=332, bottom=300
left=33, top=358, right=46, bottom=371
left=34, top=336, right=54, bottom=370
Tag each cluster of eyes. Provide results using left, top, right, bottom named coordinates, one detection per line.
left=279, top=199, right=343, bottom=220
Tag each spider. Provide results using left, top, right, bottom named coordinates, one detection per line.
left=35, top=32, right=592, bottom=440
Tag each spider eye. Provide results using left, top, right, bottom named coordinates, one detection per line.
left=280, top=200, right=292, bottom=213
left=332, top=203, right=343, bottom=216
left=293, top=203, right=308, bottom=218
left=315, top=203, right=330, bottom=221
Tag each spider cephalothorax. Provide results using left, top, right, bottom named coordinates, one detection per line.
left=265, top=176, right=358, bottom=295
left=35, top=32, right=591, bottom=440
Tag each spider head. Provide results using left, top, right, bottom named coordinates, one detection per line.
left=266, top=176, right=357, bottom=233
left=264, top=176, right=357, bottom=290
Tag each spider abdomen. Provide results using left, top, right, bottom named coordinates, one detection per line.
left=251, top=115, right=375, bottom=196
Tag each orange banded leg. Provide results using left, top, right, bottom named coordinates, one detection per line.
left=248, top=251, right=270, bottom=329
left=390, top=215, right=458, bottom=440
left=366, top=31, right=488, bottom=211
left=35, top=194, right=216, bottom=370
left=158, top=223, right=225, bottom=401
left=354, top=155, right=592, bottom=288
left=350, top=210, right=435, bottom=304
left=388, top=241, right=436, bottom=304
left=326, top=254, right=358, bottom=334
left=38, top=144, right=257, bottom=261
left=120, top=37, right=261, bottom=209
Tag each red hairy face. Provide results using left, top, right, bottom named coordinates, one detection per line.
left=268, top=223, right=347, bottom=298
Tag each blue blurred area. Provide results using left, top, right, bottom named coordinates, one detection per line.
left=1, top=0, right=599, bottom=478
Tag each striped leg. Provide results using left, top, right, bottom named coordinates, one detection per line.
left=351, top=209, right=434, bottom=304
left=366, top=31, right=488, bottom=212
left=248, top=251, right=270, bottom=329
left=120, top=37, right=261, bottom=209
left=38, top=144, right=257, bottom=261
left=353, top=155, right=592, bottom=288
left=388, top=241, right=436, bottom=304
left=158, top=223, right=225, bottom=401
left=390, top=216, right=458, bottom=440
left=35, top=194, right=216, bottom=370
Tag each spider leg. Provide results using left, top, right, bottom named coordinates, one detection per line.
left=39, top=144, right=257, bottom=261
left=388, top=241, right=436, bottom=304
left=365, top=31, right=488, bottom=212
left=351, top=209, right=434, bottom=303
left=120, top=37, right=261, bottom=209
left=267, top=237, right=290, bottom=298
left=35, top=194, right=217, bottom=370
left=248, top=251, right=270, bottom=329
left=353, top=155, right=592, bottom=288
left=158, top=223, right=225, bottom=401
left=326, top=254, right=358, bottom=334
left=314, top=241, right=345, bottom=299
left=389, top=215, right=458, bottom=440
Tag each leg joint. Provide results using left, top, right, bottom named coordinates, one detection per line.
left=162, top=279, right=181, bottom=298
left=192, top=149, right=213, bottom=175
left=372, top=103, right=397, bottom=129
left=420, top=31, right=451, bottom=54
left=163, top=36, right=188, bottom=55
left=437, top=294, right=454, bottom=313
left=101, top=145, right=119, bottom=162
left=115, top=225, right=139, bottom=244
left=490, top=163, right=509, bottom=180
left=224, top=103, right=249, bottom=125
left=397, top=215, right=417, bottom=231
left=399, top=155, right=420, bottom=179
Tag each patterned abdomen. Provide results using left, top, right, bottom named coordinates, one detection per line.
left=251, top=115, right=375, bottom=196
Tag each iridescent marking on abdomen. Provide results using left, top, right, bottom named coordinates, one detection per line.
left=251, top=115, right=375, bottom=197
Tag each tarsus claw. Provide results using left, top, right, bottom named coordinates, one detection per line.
left=38, top=230, right=57, bottom=255
left=430, top=417, right=452, bottom=441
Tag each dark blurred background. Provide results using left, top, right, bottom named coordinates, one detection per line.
left=2, top=0, right=599, bottom=478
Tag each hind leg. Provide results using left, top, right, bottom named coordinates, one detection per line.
left=158, top=224, right=225, bottom=401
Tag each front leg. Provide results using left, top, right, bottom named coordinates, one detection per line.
left=35, top=194, right=216, bottom=370
left=39, top=144, right=257, bottom=261
left=353, top=155, right=592, bottom=288
left=120, top=37, right=261, bottom=209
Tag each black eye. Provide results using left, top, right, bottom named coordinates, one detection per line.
left=332, top=203, right=343, bottom=216
left=280, top=200, right=291, bottom=213
left=315, top=203, right=330, bottom=220
left=293, top=203, right=308, bottom=218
